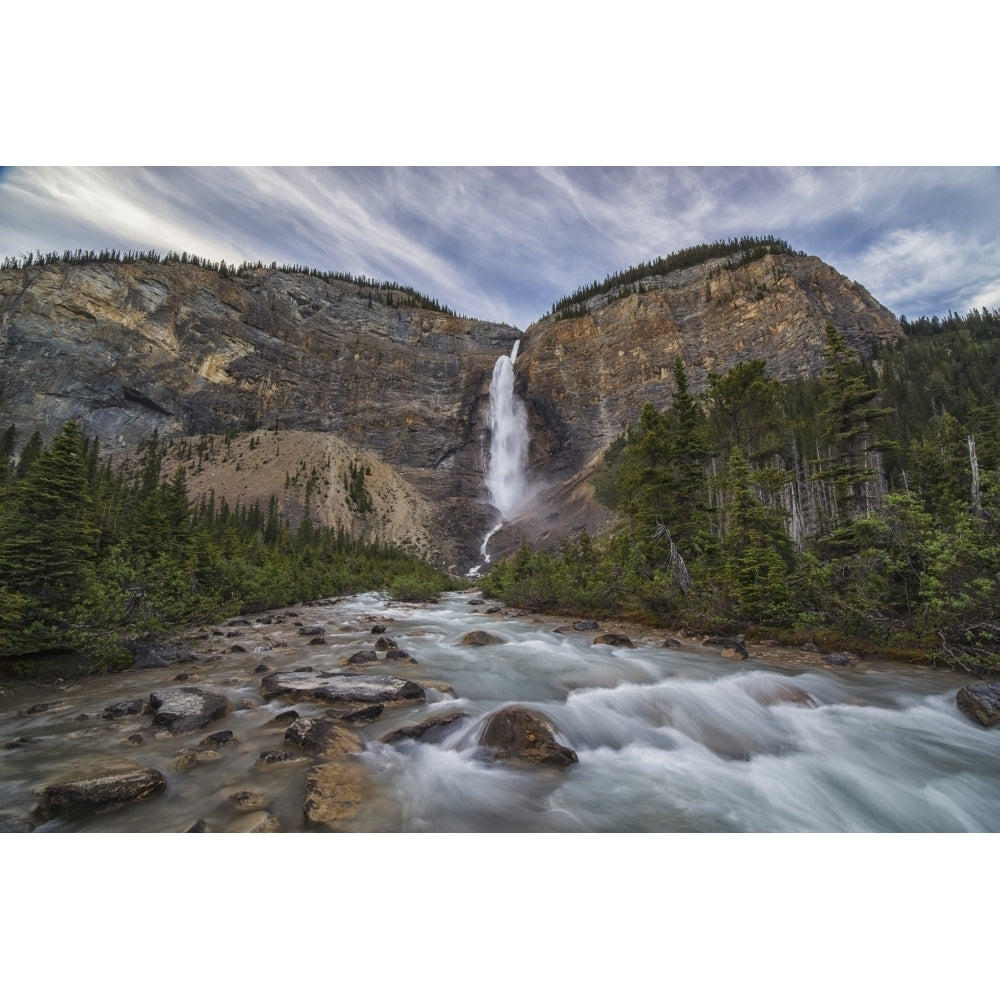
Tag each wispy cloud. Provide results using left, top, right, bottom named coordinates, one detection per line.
left=2, top=166, right=998, bottom=328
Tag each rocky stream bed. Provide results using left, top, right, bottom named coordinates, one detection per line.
left=2, top=591, right=998, bottom=833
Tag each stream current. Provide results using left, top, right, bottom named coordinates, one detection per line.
left=2, top=590, right=997, bottom=832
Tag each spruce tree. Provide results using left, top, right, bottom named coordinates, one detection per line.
left=813, top=324, right=895, bottom=532
left=0, top=420, right=98, bottom=603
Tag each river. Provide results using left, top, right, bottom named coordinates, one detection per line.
left=1, top=590, right=997, bottom=832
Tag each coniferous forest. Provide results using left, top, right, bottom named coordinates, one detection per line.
left=0, top=426, right=453, bottom=670
left=485, top=310, right=1000, bottom=676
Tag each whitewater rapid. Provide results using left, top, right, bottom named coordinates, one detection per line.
left=5, top=591, right=995, bottom=832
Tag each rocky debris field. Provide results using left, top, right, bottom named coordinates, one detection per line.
left=0, top=595, right=602, bottom=832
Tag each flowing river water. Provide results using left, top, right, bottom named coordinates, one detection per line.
left=2, top=590, right=997, bottom=833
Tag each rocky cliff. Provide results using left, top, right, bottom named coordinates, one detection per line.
left=516, top=251, right=901, bottom=479
left=0, top=260, right=517, bottom=567
left=0, top=247, right=903, bottom=570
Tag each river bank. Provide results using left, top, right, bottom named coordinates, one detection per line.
left=2, top=590, right=996, bottom=833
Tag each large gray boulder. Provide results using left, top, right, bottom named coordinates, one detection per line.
left=956, top=683, right=1000, bottom=727
left=478, top=706, right=578, bottom=767
left=459, top=630, right=506, bottom=646
left=149, top=687, right=233, bottom=735
left=34, top=765, right=167, bottom=821
left=284, top=717, right=364, bottom=757
left=261, top=669, right=425, bottom=707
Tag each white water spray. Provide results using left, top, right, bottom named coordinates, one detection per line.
left=485, top=340, right=530, bottom=519
left=468, top=341, right=531, bottom=574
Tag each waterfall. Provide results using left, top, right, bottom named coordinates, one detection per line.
left=468, top=340, right=530, bottom=574
left=485, top=340, right=529, bottom=519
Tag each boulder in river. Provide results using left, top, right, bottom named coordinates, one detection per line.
left=382, top=711, right=470, bottom=744
left=232, top=811, right=281, bottom=833
left=284, top=716, right=364, bottom=757
left=721, top=641, right=750, bottom=660
left=230, top=790, right=266, bottom=810
left=174, top=748, right=222, bottom=771
left=745, top=678, right=818, bottom=708
left=346, top=650, right=378, bottom=665
left=956, top=683, right=1000, bottom=727
left=384, top=648, right=416, bottom=663
left=102, top=699, right=149, bottom=719
left=303, top=761, right=366, bottom=825
left=200, top=729, right=235, bottom=747
left=255, top=749, right=310, bottom=769
left=822, top=652, right=857, bottom=667
left=34, top=764, right=167, bottom=821
left=326, top=704, right=384, bottom=724
left=459, top=630, right=506, bottom=646
left=261, top=669, right=425, bottom=707
left=149, top=687, right=233, bottom=735
left=593, top=633, right=634, bottom=648
left=478, top=706, right=578, bottom=767
left=20, top=701, right=64, bottom=716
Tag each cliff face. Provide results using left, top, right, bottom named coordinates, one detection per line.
left=485, top=252, right=902, bottom=558
left=0, top=249, right=903, bottom=570
left=0, top=260, right=518, bottom=567
left=515, top=252, right=902, bottom=478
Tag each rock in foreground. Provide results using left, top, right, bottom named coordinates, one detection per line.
left=34, top=765, right=167, bottom=821
left=149, top=687, right=233, bottom=735
left=303, top=762, right=366, bottom=825
left=284, top=717, right=364, bottom=758
left=382, top=711, right=470, bottom=744
left=594, top=633, right=634, bottom=648
left=478, top=706, right=578, bottom=767
left=956, top=683, right=1000, bottom=727
left=261, top=669, right=425, bottom=706
left=459, top=630, right=506, bottom=646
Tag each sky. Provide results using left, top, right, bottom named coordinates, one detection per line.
left=2, top=165, right=998, bottom=330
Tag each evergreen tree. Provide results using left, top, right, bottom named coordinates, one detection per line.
left=718, top=447, right=794, bottom=624
left=704, top=358, right=788, bottom=459
left=813, top=324, right=895, bottom=534
left=0, top=420, right=97, bottom=602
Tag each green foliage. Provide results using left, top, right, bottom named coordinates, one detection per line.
left=343, top=459, right=374, bottom=515
left=0, top=423, right=458, bottom=672
left=487, top=314, right=1000, bottom=673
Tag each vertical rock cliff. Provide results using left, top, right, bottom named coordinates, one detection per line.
left=0, top=247, right=903, bottom=568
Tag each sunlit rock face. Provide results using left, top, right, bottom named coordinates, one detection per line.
left=0, top=250, right=901, bottom=567
left=494, top=251, right=902, bottom=559
left=516, top=252, right=901, bottom=478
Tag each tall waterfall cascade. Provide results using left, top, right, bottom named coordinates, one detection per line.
left=485, top=340, right=530, bottom=519
left=469, top=341, right=530, bottom=575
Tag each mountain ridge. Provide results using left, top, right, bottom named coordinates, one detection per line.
left=0, top=239, right=903, bottom=569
